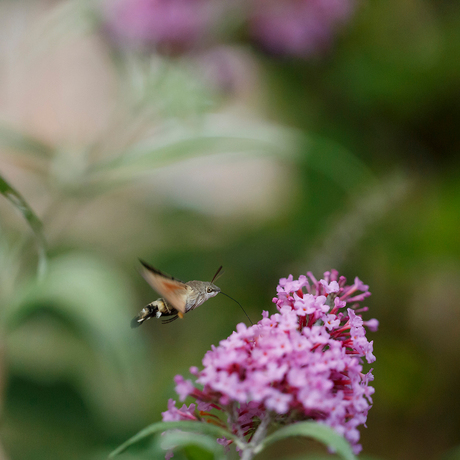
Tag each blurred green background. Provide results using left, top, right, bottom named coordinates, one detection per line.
left=0, top=1, right=459, bottom=459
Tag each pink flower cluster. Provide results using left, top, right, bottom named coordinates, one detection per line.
left=162, top=270, right=377, bottom=455
left=102, top=0, right=221, bottom=54
left=249, top=0, right=356, bottom=57
left=102, top=0, right=357, bottom=58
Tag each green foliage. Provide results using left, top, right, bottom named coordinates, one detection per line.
left=0, top=171, right=47, bottom=276
left=110, top=420, right=356, bottom=460
left=0, top=125, right=53, bottom=158
left=160, top=431, right=225, bottom=460
left=441, top=445, right=460, bottom=460
left=89, top=124, right=299, bottom=189
left=255, top=423, right=356, bottom=460
left=109, top=421, right=241, bottom=458
left=4, top=253, right=150, bottom=436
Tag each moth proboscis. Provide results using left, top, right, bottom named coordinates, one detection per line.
left=131, top=260, right=252, bottom=327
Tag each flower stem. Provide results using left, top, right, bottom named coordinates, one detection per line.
left=240, top=414, right=271, bottom=460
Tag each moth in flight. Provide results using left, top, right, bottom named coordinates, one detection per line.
left=132, top=260, right=224, bottom=326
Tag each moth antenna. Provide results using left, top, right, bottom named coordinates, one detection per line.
left=211, top=265, right=224, bottom=284
left=220, top=291, right=253, bottom=326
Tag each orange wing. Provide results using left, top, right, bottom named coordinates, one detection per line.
left=139, top=260, right=190, bottom=314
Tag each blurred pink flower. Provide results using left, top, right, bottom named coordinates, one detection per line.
left=102, top=0, right=221, bottom=54
left=161, top=269, right=376, bottom=456
left=248, top=0, right=357, bottom=57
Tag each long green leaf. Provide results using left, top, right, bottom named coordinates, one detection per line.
left=90, top=135, right=290, bottom=179
left=306, top=135, right=375, bottom=191
left=282, top=455, right=381, bottom=460
left=0, top=172, right=47, bottom=276
left=6, top=253, right=150, bottom=430
left=0, top=125, right=53, bottom=158
left=160, top=431, right=226, bottom=460
left=283, top=456, right=350, bottom=460
left=109, top=420, right=241, bottom=458
left=88, top=116, right=298, bottom=183
left=254, top=422, right=356, bottom=460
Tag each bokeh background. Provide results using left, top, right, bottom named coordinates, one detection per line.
left=0, top=1, right=459, bottom=459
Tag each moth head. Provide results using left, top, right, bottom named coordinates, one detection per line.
left=204, top=282, right=221, bottom=298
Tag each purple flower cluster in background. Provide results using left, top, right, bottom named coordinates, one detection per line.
left=102, top=0, right=220, bottom=54
left=248, top=0, right=356, bottom=57
left=102, top=0, right=358, bottom=58
left=162, top=270, right=377, bottom=455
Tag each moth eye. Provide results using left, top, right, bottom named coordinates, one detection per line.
left=207, top=287, right=213, bottom=293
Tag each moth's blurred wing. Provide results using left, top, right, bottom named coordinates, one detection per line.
left=139, top=260, right=189, bottom=314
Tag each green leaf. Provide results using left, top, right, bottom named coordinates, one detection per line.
left=88, top=117, right=298, bottom=187
left=161, top=431, right=226, bottom=460
left=0, top=172, right=47, bottom=276
left=6, top=253, right=138, bottom=360
left=183, top=445, right=216, bottom=460
left=306, top=135, right=375, bottom=192
left=109, top=421, right=241, bottom=458
left=90, top=135, right=292, bottom=185
left=254, top=422, right=356, bottom=460
left=282, top=455, right=381, bottom=460
left=0, top=124, right=53, bottom=158
left=282, top=456, right=348, bottom=460
left=441, top=445, right=460, bottom=460
left=5, top=253, right=150, bottom=430
left=94, top=136, right=276, bottom=172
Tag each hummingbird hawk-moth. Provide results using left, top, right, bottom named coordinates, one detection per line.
left=132, top=260, right=231, bottom=327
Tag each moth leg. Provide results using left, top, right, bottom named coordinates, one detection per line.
left=161, top=315, right=179, bottom=324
